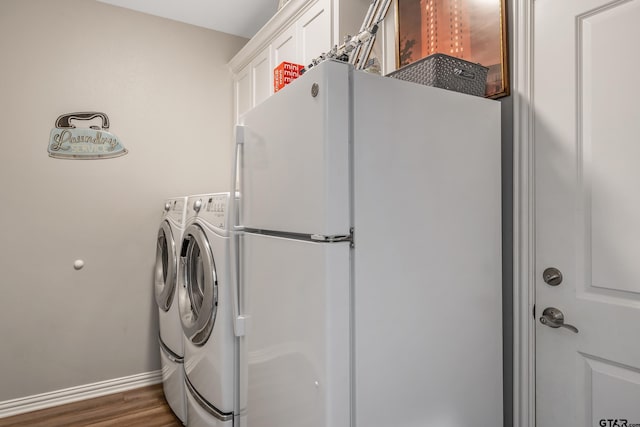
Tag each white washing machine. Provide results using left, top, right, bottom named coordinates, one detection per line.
left=155, top=196, right=188, bottom=424
left=178, top=193, right=236, bottom=426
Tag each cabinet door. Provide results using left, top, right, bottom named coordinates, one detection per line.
left=297, top=0, right=332, bottom=66
left=272, top=25, right=298, bottom=67
left=235, top=66, right=251, bottom=120
left=251, top=46, right=273, bottom=108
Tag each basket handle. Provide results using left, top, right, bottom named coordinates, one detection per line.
left=453, top=67, right=476, bottom=81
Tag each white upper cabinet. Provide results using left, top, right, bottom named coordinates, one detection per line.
left=272, top=25, right=297, bottom=68
left=235, top=66, right=251, bottom=120
left=229, top=0, right=384, bottom=122
left=297, top=1, right=331, bottom=66
left=250, top=46, right=273, bottom=108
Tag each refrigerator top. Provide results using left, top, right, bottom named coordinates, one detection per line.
left=236, top=59, right=500, bottom=237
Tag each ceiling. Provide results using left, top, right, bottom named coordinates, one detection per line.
left=96, top=0, right=280, bottom=39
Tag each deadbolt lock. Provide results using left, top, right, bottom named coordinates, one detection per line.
left=543, top=267, right=563, bottom=286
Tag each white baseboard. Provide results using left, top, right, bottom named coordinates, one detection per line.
left=0, top=370, right=163, bottom=419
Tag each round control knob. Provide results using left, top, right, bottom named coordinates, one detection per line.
left=164, top=203, right=171, bottom=212
left=193, top=199, right=203, bottom=212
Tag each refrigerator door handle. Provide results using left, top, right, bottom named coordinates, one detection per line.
left=229, top=229, right=246, bottom=337
left=229, top=124, right=247, bottom=337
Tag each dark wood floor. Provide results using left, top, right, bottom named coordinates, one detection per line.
left=0, top=384, right=183, bottom=427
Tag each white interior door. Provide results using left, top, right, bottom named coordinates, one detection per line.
left=535, top=0, right=640, bottom=425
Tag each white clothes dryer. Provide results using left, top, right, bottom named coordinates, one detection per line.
left=155, top=196, right=188, bottom=424
left=179, top=193, right=236, bottom=426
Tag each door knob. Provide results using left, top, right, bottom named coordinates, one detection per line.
left=539, top=307, right=579, bottom=333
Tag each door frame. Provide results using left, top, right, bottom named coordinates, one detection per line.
left=512, top=0, right=535, bottom=425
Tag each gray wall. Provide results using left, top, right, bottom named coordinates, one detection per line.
left=0, top=0, right=246, bottom=401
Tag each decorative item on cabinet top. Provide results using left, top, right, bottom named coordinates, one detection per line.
left=302, top=0, right=391, bottom=74
left=387, top=53, right=489, bottom=97
left=395, top=0, right=510, bottom=98
left=48, top=112, right=128, bottom=160
left=274, top=62, right=304, bottom=92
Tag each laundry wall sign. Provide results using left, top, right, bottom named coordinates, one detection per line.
left=48, top=112, right=128, bottom=159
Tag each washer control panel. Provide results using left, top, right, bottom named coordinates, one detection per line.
left=165, top=197, right=187, bottom=225
left=172, top=198, right=185, bottom=213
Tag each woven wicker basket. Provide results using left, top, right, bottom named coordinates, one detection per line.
left=387, top=53, right=488, bottom=97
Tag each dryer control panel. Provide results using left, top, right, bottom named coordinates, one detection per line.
left=187, top=193, right=229, bottom=230
left=206, top=194, right=227, bottom=223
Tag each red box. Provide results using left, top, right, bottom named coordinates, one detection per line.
left=274, top=61, right=304, bottom=92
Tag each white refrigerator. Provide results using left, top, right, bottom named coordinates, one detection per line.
left=231, top=60, right=502, bottom=427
